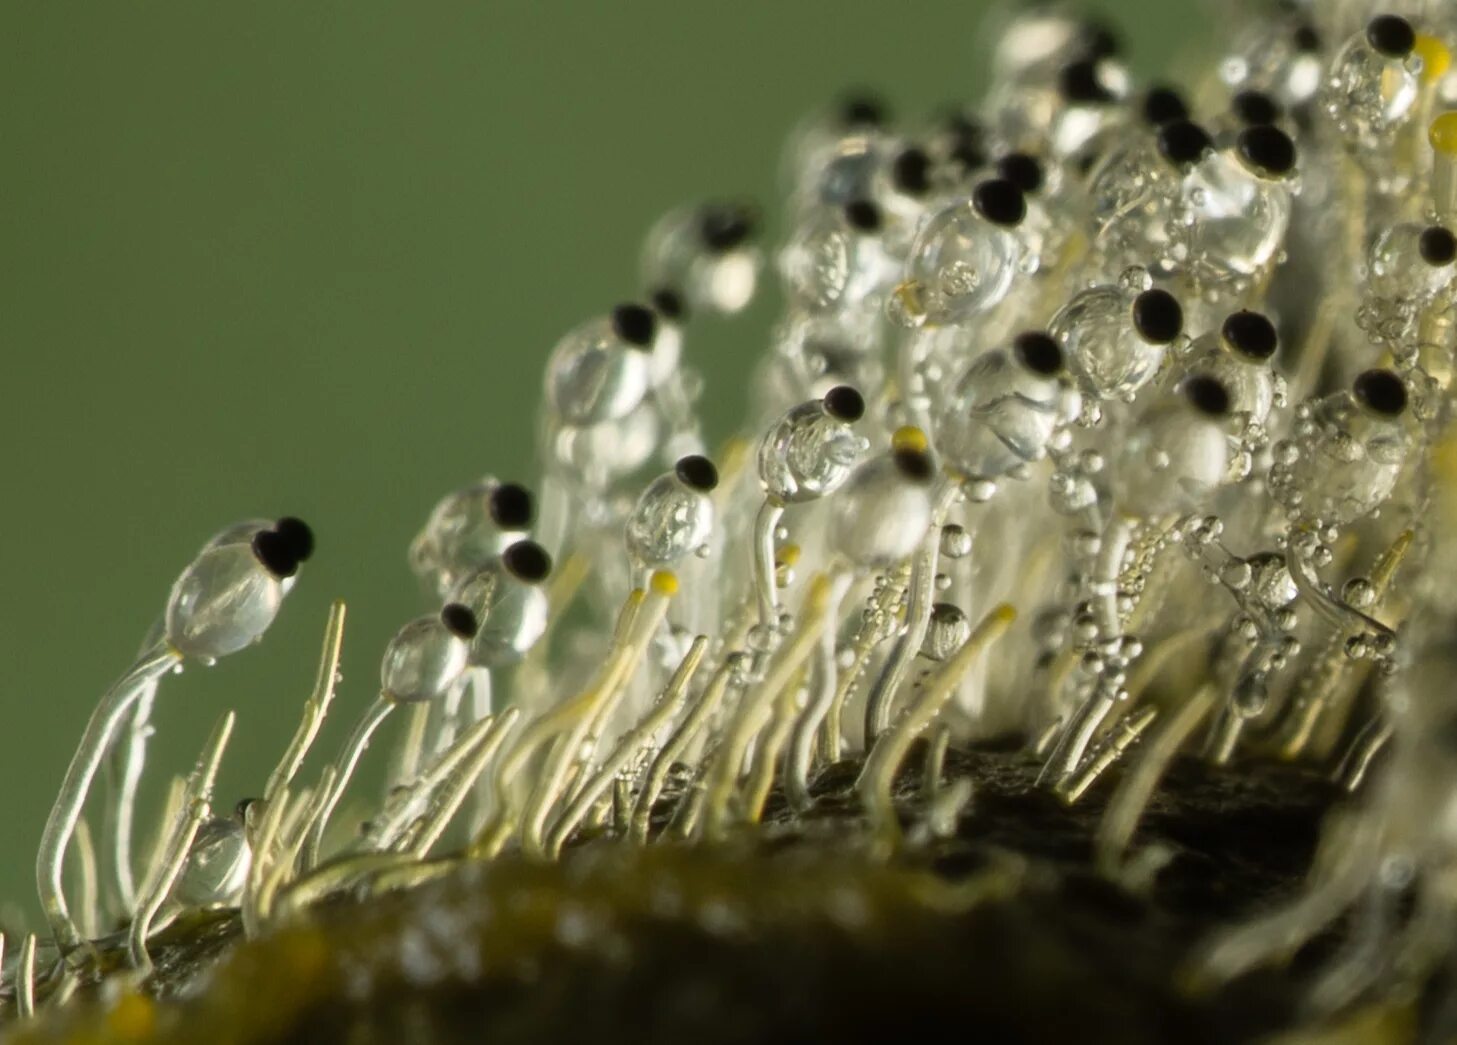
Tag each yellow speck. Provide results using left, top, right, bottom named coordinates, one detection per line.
left=991, top=603, right=1018, bottom=625
left=1417, top=34, right=1452, bottom=84
left=650, top=570, right=679, bottom=596
left=106, top=993, right=156, bottom=1039
left=776, top=543, right=801, bottom=567
left=1430, top=111, right=1457, bottom=156
left=891, top=426, right=928, bottom=453
left=891, top=280, right=926, bottom=319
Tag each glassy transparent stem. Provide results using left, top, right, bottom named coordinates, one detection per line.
left=36, top=642, right=180, bottom=957
left=753, top=499, right=785, bottom=629
left=304, top=696, right=395, bottom=869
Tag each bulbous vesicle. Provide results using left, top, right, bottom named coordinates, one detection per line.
left=165, top=518, right=312, bottom=661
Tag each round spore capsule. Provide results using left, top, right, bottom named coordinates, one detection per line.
left=502, top=540, right=552, bottom=584
left=675, top=454, right=719, bottom=492
left=453, top=557, right=551, bottom=666
left=893, top=447, right=936, bottom=482
left=611, top=303, right=657, bottom=347
left=942, top=112, right=987, bottom=171
left=1083, top=20, right=1120, bottom=59
left=1420, top=226, right=1457, bottom=266
left=1236, top=125, right=1296, bottom=177
left=1231, top=90, right=1281, bottom=127
left=1132, top=288, right=1183, bottom=344
left=410, top=478, right=535, bottom=598
left=1014, top=331, right=1064, bottom=375
left=839, top=92, right=886, bottom=128
left=823, top=385, right=865, bottom=422
left=1179, top=323, right=1278, bottom=423
left=996, top=152, right=1044, bottom=195
left=650, top=287, right=687, bottom=321
left=440, top=602, right=480, bottom=640
left=698, top=203, right=756, bottom=253
left=1115, top=391, right=1230, bottom=515
left=906, top=193, right=1023, bottom=323
left=251, top=530, right=300, bottom=580
left=1326, top=20, right=1420, bottom=138
left=973, top=178, right=1026, bottom=227
left=1221, top=310, right=1278, bottom=360
left=1157, top=120, right=1213, bottom=167
left=272, top=517, right=314, bottom=564
left=892, top=148, right=933, bottom=197
left=1366, top=14, right=1415, bottom=58
left=843, top=199, right=883, bottom=232
left=1353, top=369, right=1407, bottom=416
left=643, top=201, right=763, bottom=318
left=1184, top=374, right=1232, bottom=417
left=1273, top=384, right=1412, bottom=525
left=1059, top=58, right=1116, bottom=104
left=488, top=483, right=534, bottom=530
left=1366, top=223, right=1457, bottom=306
left=1142, top=85, right=1188, bottom=126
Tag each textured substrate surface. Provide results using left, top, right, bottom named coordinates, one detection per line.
left=8, top=747, right=1410, bottom=1044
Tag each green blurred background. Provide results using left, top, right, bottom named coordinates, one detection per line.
left=0, top=0, right=1208, bottom=924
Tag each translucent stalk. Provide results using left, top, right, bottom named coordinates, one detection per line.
left=784, top=617, right=839, bottom=810
left=304, top=696, right=395, bottom=868
left=824, top=566, right=910, bottom=761
left=106, top=679, right=158, bottom=917
left=391, top=703, right=433, bottom=793
left=128, top=710, right=233, bottom=973
left=857, top=604, right=1015, bottom=845
left=1280, top=530, right=1409, bottom=759
left=922, top=723, right=951, bottom=801
left=742, top=665, right=808, bottom=824
left=362, top=711, right=501, bottom=851
left=863, top=522, right=943, bottom=743
left=1334, top=715, right=1395, bottom=793
left=36, top=642, right=181, bottom=957
left=1097, top=682, right=1218, bottom=875
left=71, top=818, right=99, bottom=942
left=128, top=798, right=207, bottom=975
left=1287, top=547, right=1396, bottom=641
left=407, top=708, right=520, bottom=857
left=1058, top=704, right=1158, bottom=804
left=701, top=573, right=836, bottom=841
left=470, top=586, right=650, bottom=859
left=752, top=499, right=785, bottom=628
left=17, top=933, right=36, bottom=1020
left=545, top=636, right=706, bottom=857
left=630, top=659, right=736, bottom=843
left=518, top=576, right=674, bottom=857
left=264, top=601, right=346, bottom=807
